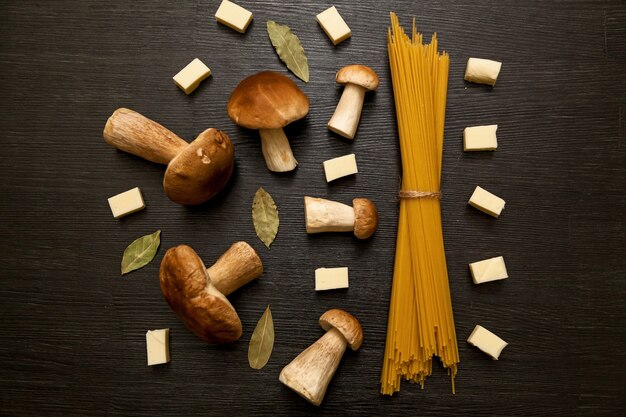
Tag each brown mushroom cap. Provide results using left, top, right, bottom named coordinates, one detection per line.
left=336, top=65, right=380, bottom=91
left=352, top=198, right=378, bottom=239
left=226, top=71, right=310, bottom=130
left=163, top=128, right=234, bottom=205
left=159, top=245, right=242, bottom=344
left=319, top=309, right=363, bottom=351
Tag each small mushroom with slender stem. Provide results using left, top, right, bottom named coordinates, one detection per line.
left=327, top=65, right=379, bottom=139
left=103, top=108, right=234, bottom=205
left=159, top=242, right=263, bottom=344
left=279, top=309, right=363, bottom=406
left=304, top=196, right=378, bottom=239
left=227, top=71, right=309, bottom=172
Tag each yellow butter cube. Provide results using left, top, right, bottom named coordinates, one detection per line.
left=316, top=6, right=351, bottom=45
left=467, top=325, right=508, bottom=360
left=173, top=58, right=211, bottom=95
left=215, top=0, right=253, bottom=33
left=468, top=186, right=505, bottom=218
left=107, top=187, right=145, bottom=219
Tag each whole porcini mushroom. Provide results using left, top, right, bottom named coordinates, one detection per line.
left=159, top=242, right=263, bottom=344
left=227, top=71, right=309, bottom=172
left=279, top=309, right=363, bottom=406
left=327, top=64, right=379, bottom=139
left=103, top=108, right=234, bottom=205
left=304, top=196, right=378, bottom=239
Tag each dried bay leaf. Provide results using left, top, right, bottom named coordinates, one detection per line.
left=248, top=305, right=274, bottom=369
left=252, top=187, right=278, bottom=248
left=267, top=20, right=309, bottom=83
left=121, top=230, right=161, bottom=275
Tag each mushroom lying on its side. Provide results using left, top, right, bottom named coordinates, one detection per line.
left=279, top=309, right=363, bottom=406
left=159, top=242, right=263, bottom=344
left=103, top=108, right=234, bottom=205
left=304, top=196, right=378, bottom=239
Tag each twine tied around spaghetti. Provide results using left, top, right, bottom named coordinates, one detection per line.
left=398, top=190, right=441, bottom=199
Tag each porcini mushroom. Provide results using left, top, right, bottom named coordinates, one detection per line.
left=159, top=242, right=263, bottom=344
left=327, top=64, right=379, bottom=139
left=103, top=108, right=234, bottom=205
left=227, top=71, right=309, bottom=172
left=304, top=196, right=378, bottom=239
left=279, top=309, right=363, bottom=406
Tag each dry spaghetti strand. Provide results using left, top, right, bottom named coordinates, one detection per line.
left=381, top=13, right=459, bottom=395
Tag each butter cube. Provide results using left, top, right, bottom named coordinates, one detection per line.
left=316, top=6, right=351, bottom=45
left=215, top=0, right=253, bottom=33
left=323, top=153, right=358, bottom=182
left=469, top=256, right=508, bottom=284
left=108, top=187, right=145, bottom=219
left=173, top=58, right=211, bottom=95
left=465, top=58, right=502, bottom=86
left=315, top=267, right=349, bottom=291
left=146, top=329, right=170, bottom=366
left=464, top=125, right=498, bottom=151
left=467, top=325, right=508, bottom=360
left=468, top=186, right=505, bottom=218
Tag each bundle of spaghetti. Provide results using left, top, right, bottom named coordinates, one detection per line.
left=381, top=13, right=459, bottom=395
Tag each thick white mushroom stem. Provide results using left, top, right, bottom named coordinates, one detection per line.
left=103, top=108, right=187, bottom=165
left=258, top=128, right=298, bottom=172
left=304, top=197, right=354, bottom=234
left=278, top=327, right=347, bottom=407
left=206, top=242, right=263, bottom=296
left=327, top=83, right=366, bottom=140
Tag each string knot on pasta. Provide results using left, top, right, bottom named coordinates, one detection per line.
left=398, top=190, right=441, bottom=199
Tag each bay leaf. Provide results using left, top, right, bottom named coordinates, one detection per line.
left=121, top=230, right=161, bottom=275
left=248, top=305, right=274, bottom=369
left=252, top=187, right=279, bottom=249
left=266, top=20, right=309, bottom=83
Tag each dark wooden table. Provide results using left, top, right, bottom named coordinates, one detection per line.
left=1, top=1, right=625, bottom=415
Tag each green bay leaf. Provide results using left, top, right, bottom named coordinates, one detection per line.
left=266, top=20, right=309, bottom=82
left=248, top=305, right=274, bottom=369
left=252, top=187, right=279, bottom=249
left=121, top=230, right=161, bottom=275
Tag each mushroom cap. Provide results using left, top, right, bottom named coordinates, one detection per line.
left=336, top=65, right=379, bottom=91
left=352, top=198, right=378, bottom=239
left=226, top=71, right=310, bottom=130
left=159, top=245, right=242, bottom=344
left=163, top=128, right=234, bottom=205
left=319, top=309, right=363, bottom=351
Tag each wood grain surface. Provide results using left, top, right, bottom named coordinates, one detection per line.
left=1, top=1, right=625, bottom=416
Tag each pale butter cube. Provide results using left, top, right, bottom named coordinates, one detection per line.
left=108, top=187, right=145, bottom=219
left=469, top=256, right=508, bottom=284
left=323, top=153, right=358, bottom=182
left=173, top=58, right=211, bottom=95
left=146, top=329, right=170, bottom=366
left=465, top=58, right=502, bottom=86
left=468, top=186, right=505, bottom=218
left=215, top=0, right=253, bottom=33
left=467, top=325, right=508, bottom=360
left=315, top=267, right=349, bottom=291
left=316, top=6, right=351, bottom=45
left=464, top=125, right=498, bottom=151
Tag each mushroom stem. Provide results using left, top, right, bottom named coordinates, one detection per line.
left=103, top=108, right=188, bottom=165
left=327, top=83, right=366, bottom=140
left=279, top=327, right=347, bottom=407
left=258, top=128, right=298, bottom=172
left=206, top=242, right=263, bottom=296
left=304, top=196, right=354, bottom=234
